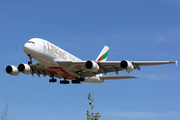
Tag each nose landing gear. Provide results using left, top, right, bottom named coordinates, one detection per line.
left=28, top=54, right=33, bottom=65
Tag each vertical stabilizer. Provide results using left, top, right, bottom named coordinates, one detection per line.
left=96, top=46, right=109, bottom=61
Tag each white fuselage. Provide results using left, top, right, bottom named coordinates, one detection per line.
left=24, top=38, right=81, bottom=66
left=23, top=38, right=104, bottom=83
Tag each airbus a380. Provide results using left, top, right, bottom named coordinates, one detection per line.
left=6, top=38, right=177, bottom=84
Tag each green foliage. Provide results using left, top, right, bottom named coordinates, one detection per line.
left=87, top=92, right=101, bottom=120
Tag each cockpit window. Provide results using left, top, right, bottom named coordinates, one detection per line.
left=27, top=41, right=35, bottom=44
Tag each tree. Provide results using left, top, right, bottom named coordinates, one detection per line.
left=87, top=92, right=101, bottom=120
left=0, top=88, right=9, bottom=120
left=0, top=88, right=15, bottom=120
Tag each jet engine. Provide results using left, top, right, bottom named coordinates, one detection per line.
left=6, top=65, right=19, bottom=76
left=85, top=60, right=99, bottom=72
left=120, top=60, right=134, bottom=73
left=18, top=63, right=32, bottom=75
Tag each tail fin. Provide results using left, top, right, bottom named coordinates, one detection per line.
left=96, top=46, right=109, bottom=61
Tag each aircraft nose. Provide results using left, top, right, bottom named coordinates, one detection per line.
left=23, top=43, right=32, bottom=55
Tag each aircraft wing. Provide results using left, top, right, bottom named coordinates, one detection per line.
left=30, top=63, right=61, bottom=79
left=57, top=60, right=176, bottom=78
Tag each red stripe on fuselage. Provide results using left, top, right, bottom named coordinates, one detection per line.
left=47, top=67, right=76, bottom=80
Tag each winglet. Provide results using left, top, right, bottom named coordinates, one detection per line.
left=176, top=60, right=178, bottom=66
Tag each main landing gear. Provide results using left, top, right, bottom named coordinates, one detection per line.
left=59, top=78, right=84, bottom=84
left=71, top=78, right=84, bottom=84
left=49, top=78, right=57, bottom=83
left=72, top=80, right=81, bottom=84
left=49, top=78, right=84, bottom=84
left=60, top=79, right=69, bottom=84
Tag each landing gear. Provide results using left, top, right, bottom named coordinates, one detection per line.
left=79, top=78, right=85, bottom=82
left=71, top=78, right=84, bottom=84
left=72, top=80, right=81, bottom=84
left=49, top=78, right=84, bottom=84
left=49, top=78, right=57, bottom=83
left=60, top=78, right=69, bottom=84
left=28, top=54, right=33, bottom=65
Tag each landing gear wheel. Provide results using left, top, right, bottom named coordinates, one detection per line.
left=72, top=78, right=83, bottom=84
left=60, top=79, right=69, bottom=84
left=79, top=78, right=84, bottom=81
left=49, top=78, right=57, bottom=83
left=72, top=80, right=81, bottom=84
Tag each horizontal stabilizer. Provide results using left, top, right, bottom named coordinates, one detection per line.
left=99, top=76, right=137, bottom=80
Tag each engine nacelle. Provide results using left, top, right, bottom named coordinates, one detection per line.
left=120, top=60, right=134, bottom=73
left=6, top=65, right=19, bottom=76
left=85, top=60, right=99, bottom=72
left=18, top=63, right=32, bottom=75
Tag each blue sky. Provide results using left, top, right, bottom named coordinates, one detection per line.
left=0, top=0, right=180, bottom=120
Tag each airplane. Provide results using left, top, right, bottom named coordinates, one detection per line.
left=5, top=38, right=177, bottom=84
